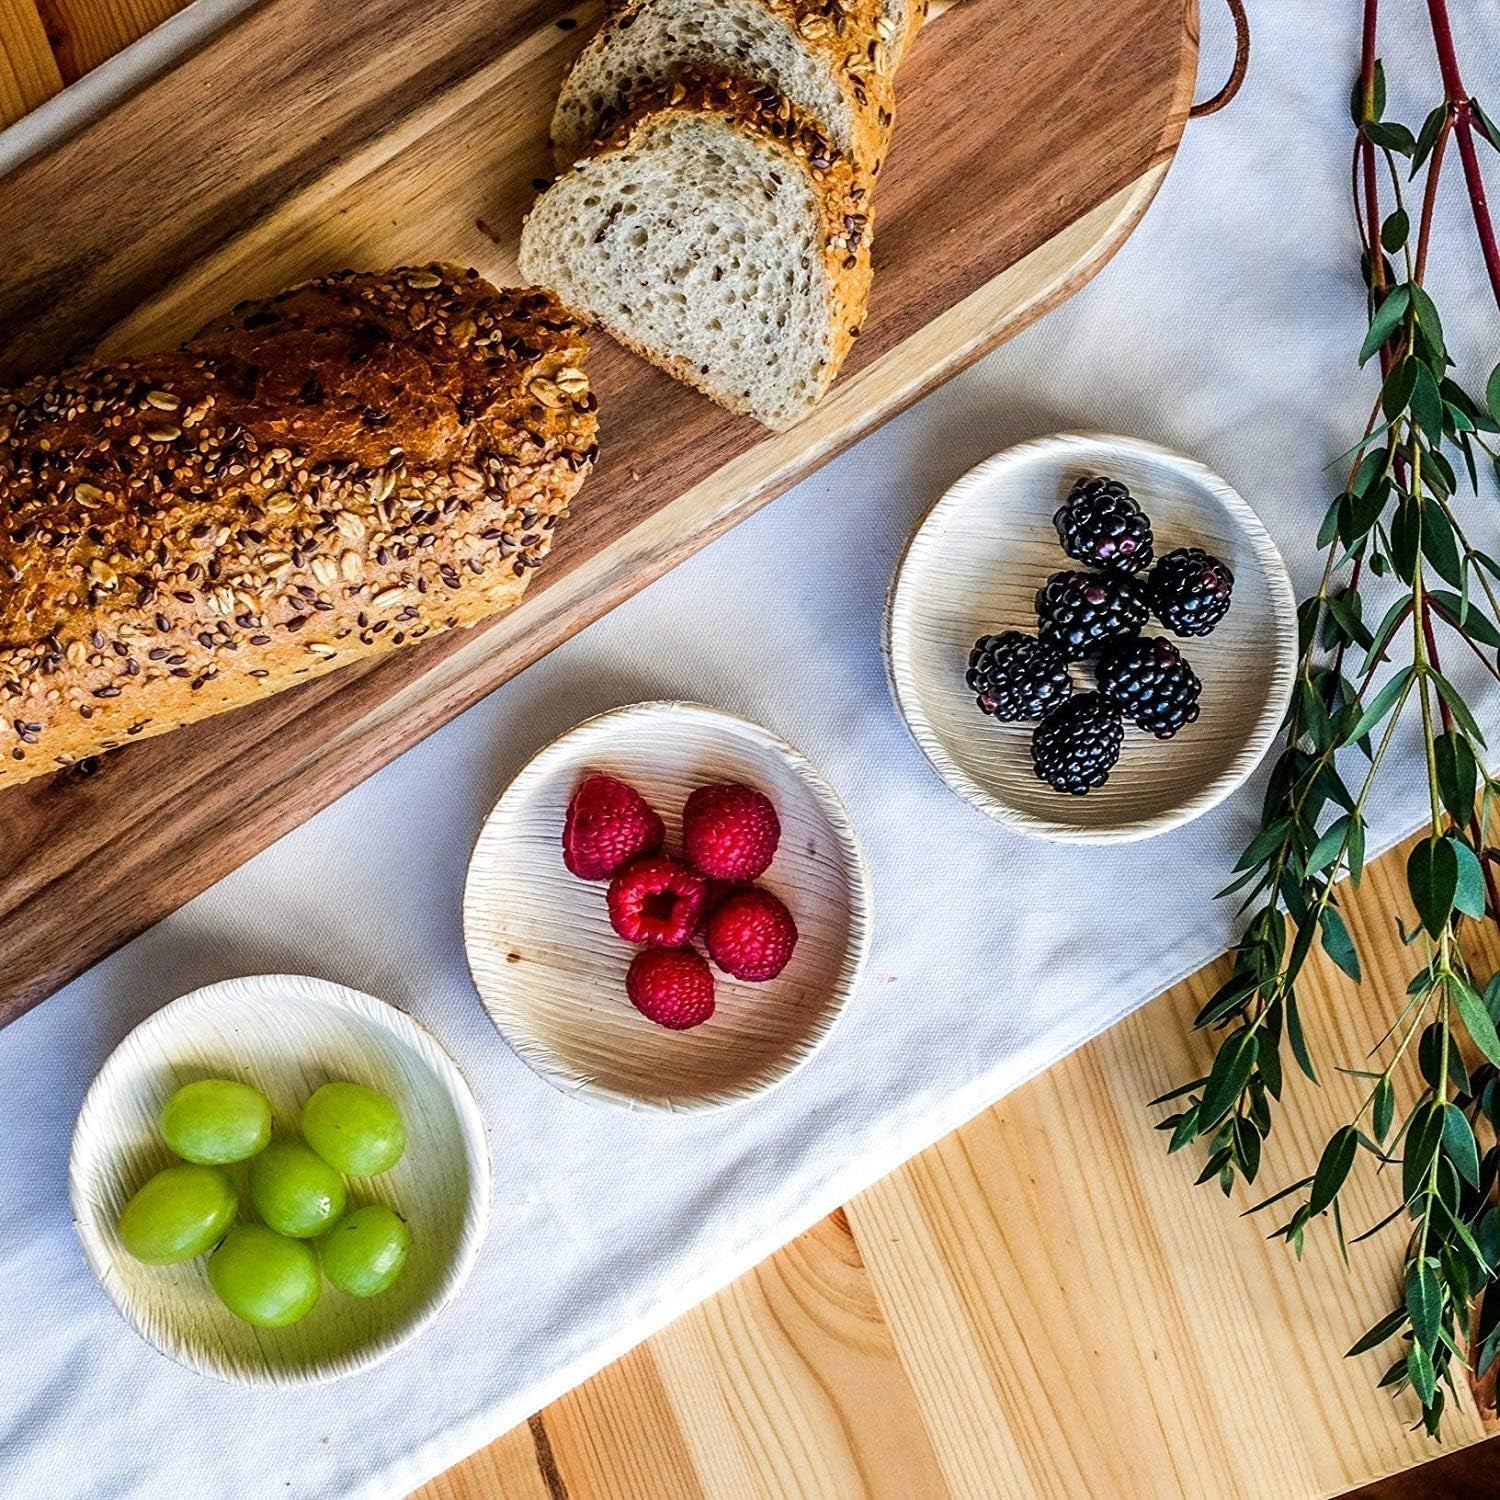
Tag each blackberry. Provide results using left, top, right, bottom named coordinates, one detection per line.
left=1054, top=475, right=1154, bottom=573
left=1149, top=547, right=1234, bottom=636
left=1031, top=692, right=1124, bottom=794
left=1096, top=635, right=1202, bottom=738
left=965, top=631, right=1072, bottom=721
left=1034, top=569, right=1149, bottom=661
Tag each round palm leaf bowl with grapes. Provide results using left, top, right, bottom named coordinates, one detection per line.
left=885, top=433, right=1299, bottom=843
left=69, top=974, right=491, bottom=1385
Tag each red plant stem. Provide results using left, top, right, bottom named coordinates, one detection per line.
left=1413, top=114, right=1452, bottom=286
left=1359, top=0, right=1387, bottom=302
left=1425, top=0, right=1500, bottom=306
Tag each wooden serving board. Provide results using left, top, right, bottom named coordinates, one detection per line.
left=0, top=0, right=1197, bottom=1025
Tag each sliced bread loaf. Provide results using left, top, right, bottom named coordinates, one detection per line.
left=520, top=69, right=873, bottom=431
left=551, top=0, right=897, bottom=168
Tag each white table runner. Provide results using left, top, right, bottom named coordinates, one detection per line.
left=3, top=5, right=1497, bottom=1496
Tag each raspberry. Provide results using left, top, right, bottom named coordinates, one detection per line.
left=562, top=773, right=664, bottom=880
left=706, top=887, right=798, bottom=981
left=627, top=949, right=715, bottom=1030
left=607, top=855, right=707, bottom=947
left=682, top=783, right=781, bottom=881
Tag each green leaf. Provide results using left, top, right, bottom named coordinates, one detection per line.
left=1347, top=1305, right=1407, bottom=1357
left=1411, top=104, right=1447, bottom=171
left=1309, top=1126, right=1358, bottom=1215
left=1320, top=908, right=1361, bottom=981
left=1361, top=286, right=1411, bottom=367
left=1168, top=1106, right=1200, bottom=1153
left=1381, top=208, right=1409, bottom=252
left=1286, top=991, right=1317, bottom=1084
left=1407, top=1259, right=1443, bottom=1352
left=1195, top=1147, right=1232, bottom=1185
left=1403, top=1102, right=1445, bottom=1204
left=1326, top=593, right=1374, bottom=649
left=1431, top=590, right=1500, bottom=648
left=1450, top=834, right=1487, bottom=920
left=1306, top=815, right=1352, bottom=878
left=1440, top=1103, right=1480, bottom=1188
left=1430, top=670, right=1487, bottom=747
left=1348, top=665, right=1413, bottom=744
left=1408, top=284, right=1446, bottom=364
left=1374, top=1075, right=1395, bottom=1143
left=1391, top=497, right=1421, bottom=585
left=1407, top=1342, right=1437, bottom=1406
left=1350, top=63, right=1386, bottom=124
left=1363, top=596, right=1413, bottom=668
left=1318, top=496, right=1342, bottom=549
left=1475, top=98, right=1500, bottom=152
left=1383, top=356, right=1419, bottom=418
left=1435, top=731, right=1477, bottom=828
left=1234, top=818, right=1291, bottom=872
left=1198, top=1029, right=1259, bottom=1130
left=1408, top=836, right=1458, bottom=938
left=1148, top=1075, right=1208, bottom=1107
left=1194, top=970, right=1260, bottom=1028
left=1421, top=501, right=1462, bottom=585
left=1411, top=365, right=1445, bottom=443
left=1363, top=119, right=1416, bottom=156
left=1451, top=976, right=1500, bottom=1067
left=1488, top=362, right=1500, bottom=426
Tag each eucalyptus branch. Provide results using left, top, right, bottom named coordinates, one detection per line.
left=1152, top=1, right=1500, bottom=1440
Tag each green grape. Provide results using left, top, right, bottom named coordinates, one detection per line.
left=248, top=1140, right=346, bottom=1238
left=320, top=1204, right=412, bottom=1297
left=301, top=1081, right=406, bottom=1176
left=117, top=1162, right=237, bottom=1264
left=208, top=1225, right=321, bottom=1327
left=160, top=1078, right=272, bottom=1164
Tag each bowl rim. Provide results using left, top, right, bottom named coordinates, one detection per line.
left=884, top=431, right=1298, bottom=844
left=68, top=972, right=494, bottom=1387
left=462, top=699, right=873, bottom=1115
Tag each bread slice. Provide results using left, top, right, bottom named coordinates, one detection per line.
left=881, top=0, right=928, bottom=63
left=551, top=0, right=897, bottom=169
left=521, top=69, right=873, bottom=430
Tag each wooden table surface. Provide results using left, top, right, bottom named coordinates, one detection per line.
left=4, top=6, right=1497, bottom=1498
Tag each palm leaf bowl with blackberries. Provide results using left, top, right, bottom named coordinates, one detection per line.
left=884, top=433, right=1298, bottom=843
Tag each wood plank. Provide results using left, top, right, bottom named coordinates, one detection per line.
left=419, top=838, right=1497, bottom=1499
left=34, top=0, right=189, bottom=82
left=0, top=0, right=1197, bottom=1025
left=413, top=1209, right=947, bottom=1500
left=0, top=0, right=61, bottom=127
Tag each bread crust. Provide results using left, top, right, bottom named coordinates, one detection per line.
left=0, top=265, right=596, bottom=788
left=556, top=0, right=899, bottom=170
left=531, top=67, right=874, bottom=428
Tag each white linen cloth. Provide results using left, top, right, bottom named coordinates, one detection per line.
left=3, top=4, right=1497, bottom=1496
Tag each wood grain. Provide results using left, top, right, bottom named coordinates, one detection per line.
left=417, top=835, right=1498, bottom=1500
left=0, top=0, right=60, bottom=126
left=7, top=8, right=1495, bottom=1496
left=33, top=0, right=182, bottom=81
left=0, top=0, right=1195, bottom=1026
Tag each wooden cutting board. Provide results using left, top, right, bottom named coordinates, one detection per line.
left=0, top=0, right=1197, bottom=1025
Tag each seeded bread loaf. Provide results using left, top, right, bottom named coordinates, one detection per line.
left=520, top=69, right=873, bottom=430
left=0, top=265, right=596, bottom=788
left=551, top=0, right=898, bottom=169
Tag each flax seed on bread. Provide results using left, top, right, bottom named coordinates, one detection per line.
left=0, top=265, right=597, bottom=787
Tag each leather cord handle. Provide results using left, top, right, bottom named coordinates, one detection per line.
left=1190, top=0, right=1250, bottom=118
